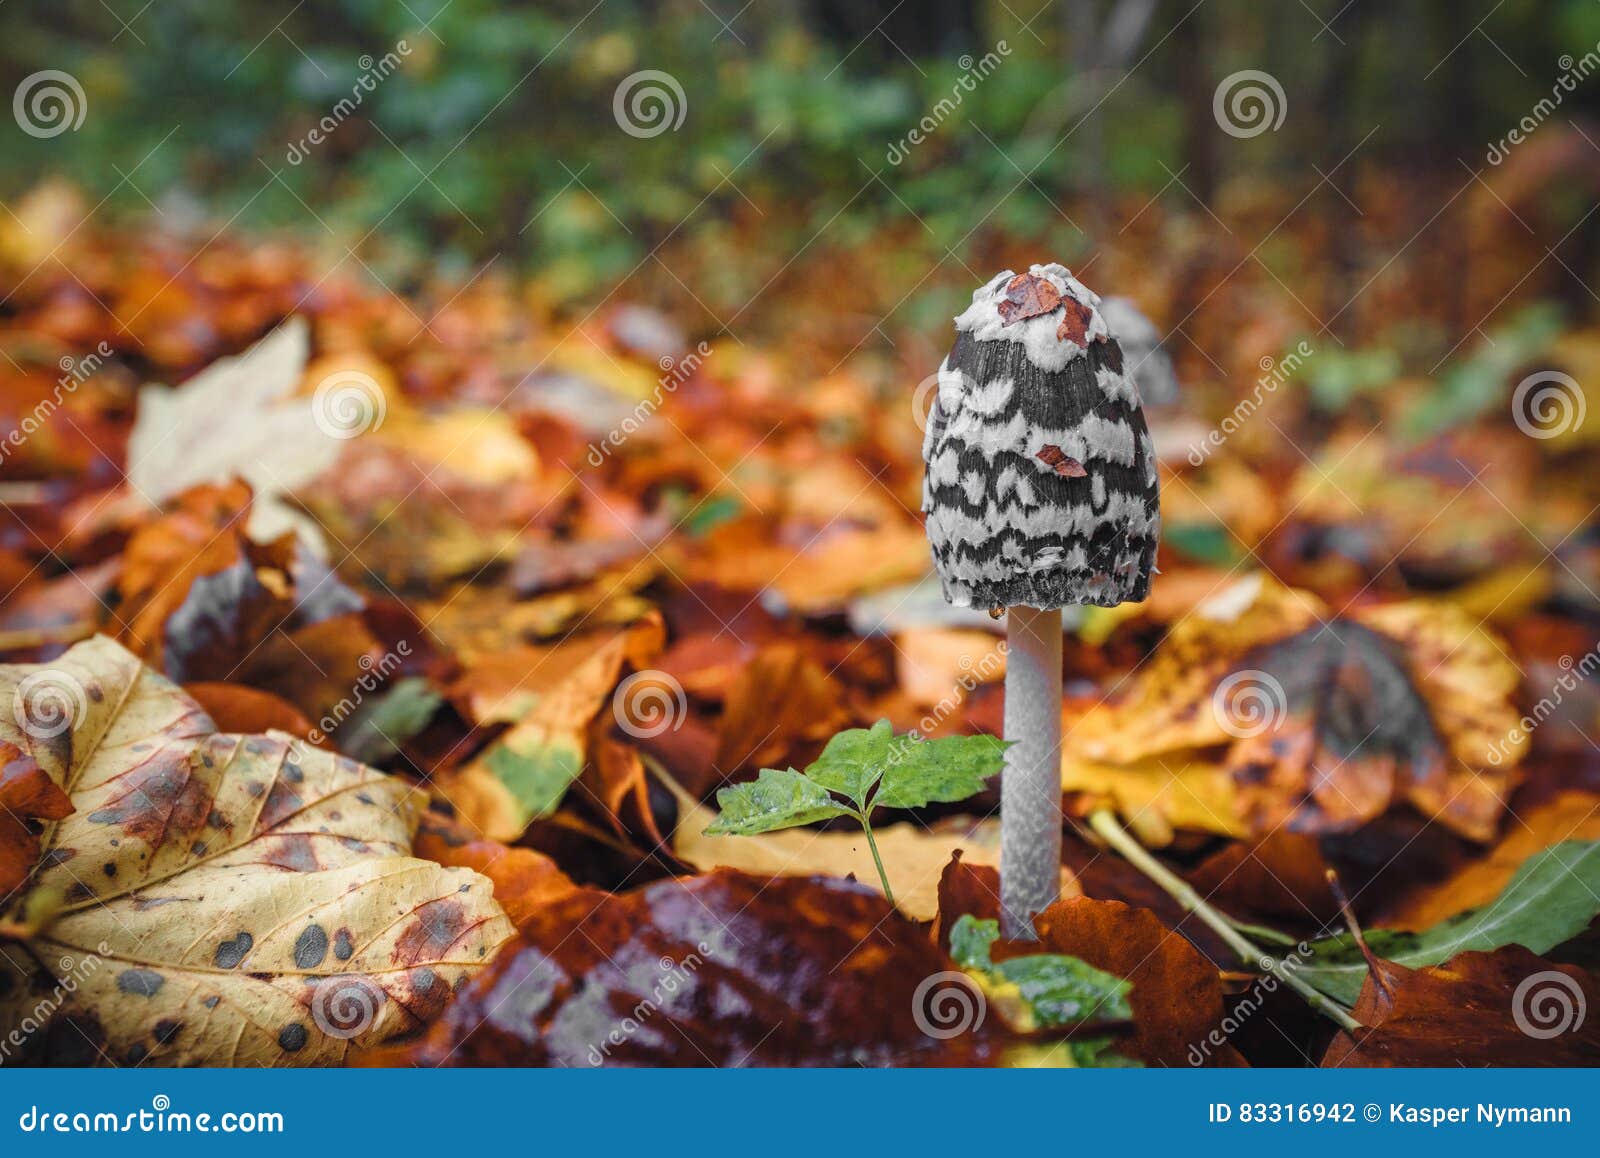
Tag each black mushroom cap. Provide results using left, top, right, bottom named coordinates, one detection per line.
left=921, top=264, right=1161, bottom=610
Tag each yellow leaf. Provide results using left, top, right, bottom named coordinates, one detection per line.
left=0, top=637, right=513, bottom=1066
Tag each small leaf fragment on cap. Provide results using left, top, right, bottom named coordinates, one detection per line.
left=1055, top=298, right=1097, bottom=346
left=1035, top=445, right=1088, bottom=477
left=997, top=273, right=1062, bottom=326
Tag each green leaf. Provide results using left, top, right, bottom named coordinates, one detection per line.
left=1295, top=840, right=1600, bottom=1005
left=994, top=953, right=1133, bottom=1027
left=484, top=739, right=583, bottom=823
left=949, top=912, right=998, bottom=971
left=803, top=719, right=895, bottom=809
left=947, top=915, right=1133, bottom=1028
left=336, top=676, right=444, bottom=766
left=704, top=767, right=853, bottom=836
left=873, top=731, right=1007, bottom=811
left=798, top=719, right=1004, bottom=813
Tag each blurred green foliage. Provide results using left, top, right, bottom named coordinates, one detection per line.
left=6, top=0, right=1600, bottom=304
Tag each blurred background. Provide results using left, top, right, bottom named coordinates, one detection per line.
left=7, top=0, right=1600, bottom=337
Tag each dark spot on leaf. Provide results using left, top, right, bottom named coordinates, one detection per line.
left=394, top=899, right=470, bottom=966
left=203, top=995, right=221, bottom=1009
left=153, top=1019, right=182, bottom=1045
left=102, top=862, right=116, bottom=878
left=126, top=1043, right=147, bottom=1063
left=278, top=1023, right=307, bottom=1053
left=39, top=847, right=76, bottom=869
left=294, top=925, right=329, bottom=969
left=333, top=929, right=354, bottom=961
left=117, top=969, right=164, bottom=997
left=357, top=792, right=374, bottom=806
left=215, top=932, right=253, bottom=969
left=283, top=761, right=304, bottom=784
left=259, top=833, right=321, bottom=872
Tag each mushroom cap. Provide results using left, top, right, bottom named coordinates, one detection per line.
left=921, top=264, right=1161, bottom=610
left=1100, top=295, right=1181, bottom=407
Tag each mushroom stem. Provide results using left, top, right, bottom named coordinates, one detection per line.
left=1000, top=603, right=1064, bottom=939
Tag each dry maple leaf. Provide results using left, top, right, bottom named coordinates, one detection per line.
left=0, top=636, right=513, bottom=1066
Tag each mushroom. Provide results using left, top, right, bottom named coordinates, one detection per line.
left=1099, top=295, right=1181, bottom=407
left=922, top=264, right=1161, bottom=938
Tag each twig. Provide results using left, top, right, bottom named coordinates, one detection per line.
left=1086, top=808, right=1361, bottom=1031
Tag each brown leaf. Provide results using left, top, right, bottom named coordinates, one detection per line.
left=182, top=682, right=321, bottom=743
left=934, top=850, right=1000, bottom=954
left=1035, top=445, right=1088, bottom=477
left=413, top=818, right=599, bottom=928
left=996, top=272, right=1062, bottom=326
left=384, top=870, right=1012, bottom=1066
left=1055, top=297, right=1096, bottom=345
left=1030, top=897, right=1244, bottom=1067
left=0, top=742, right=73, bottom=898
left=1382, top=790, right=1600, bottom=929
left=1323, top=946, right=1600, bottom=1067
left=714, top=643, right=849, bottom=776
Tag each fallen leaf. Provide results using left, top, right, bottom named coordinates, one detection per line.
left=1067, top=585, right=1523, bottom=842
left=385, top=870, right=1015, bottom=1066
left=1383, top=790, right=1600, bottom=929
left=438, top=623, right=654, bottom=840
left=1298, top=840, right=1600, bottom=1005
left=0, top=636, right=513, bottom=1065
left=0, top=743, right=73, bottom=898
left=1323, top=946, right=1600, bottom=1066
left=124, top=318, right=338, bottom=545
left=182, top=682, right=319, bottom=742
left=1031, top=897, right=1243, bottom=1066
